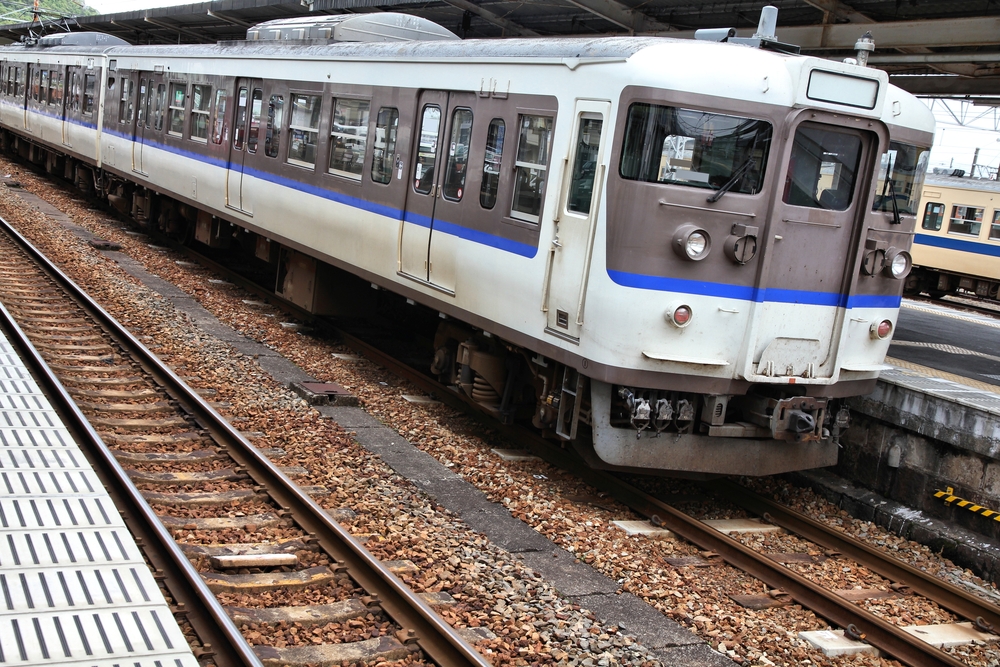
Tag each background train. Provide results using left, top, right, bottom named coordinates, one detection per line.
left=907, top=173, right=1000, bottom=301
left=0, top=10, right=935, bottom=476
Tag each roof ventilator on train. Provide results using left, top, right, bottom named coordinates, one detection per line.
left=245, top=14, right=460, bottom=44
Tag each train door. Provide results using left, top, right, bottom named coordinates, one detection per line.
left=131, top=71, right=152, bottom=175
left=399, top=90, right=469, bottom=293
left=542, top=99, right=610, bottom=341
left=24, top=63, right=36, bottom=133
left=59, top=66, right=70, bottom=147
left=225, top=77, right=261, bottom=215
left=743, top=118, right=879, bottom=380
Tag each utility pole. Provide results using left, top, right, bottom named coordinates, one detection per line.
left=971, top=148, right=980, bottom=178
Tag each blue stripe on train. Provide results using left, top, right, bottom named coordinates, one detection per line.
left=913, top=233, right=1000, bottom=257
left=606, top=269, right=900, bottom=309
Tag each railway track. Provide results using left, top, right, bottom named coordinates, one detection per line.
left=330, top=321, right=992, bottom=667
left=137, top=219, right=997, bottom=667
left=0, top=214, right=490, bottom=667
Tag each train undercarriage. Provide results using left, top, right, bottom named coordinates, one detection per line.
left=2, top=132, right=848, bottom=477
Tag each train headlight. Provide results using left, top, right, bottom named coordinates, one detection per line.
left=870, top=319, right=893, bottom=340
left=883, top=248, right=912, bottom=280
left=665, top=304, right=693, bottom=328
left=673, top=224, right=712, bottom=261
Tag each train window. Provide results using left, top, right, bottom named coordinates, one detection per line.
left=264, top=95, right=284, bottom=158
left=40, top=71, right=48, bottom=105
left=246, top=88, right=263, bottom=153
left=922, top=202, right=944, bottom=231
left=620, top=104, right=771, bottom=195
left=370, top=107, right=399, bottom=184
left=168, top=83, right=186, bottom=137
left=152, top=83, right=166, bottom=130
left=15, top=67, right=22, bottom=98
left=30, top=67, right=39, bottom=102
left=873, top=142, right=929, bottom=216
left=511, top=114, right=553, bottom=223
left=211, top=90, right=227, bottom=145
left=119, top=78, right=133, bottom=124
left=137, top=79, right=148, bottom=126
left=568, top=116, right=603, bottom=215
left=948, top=205, right=984, bottom=237
left=233, top=86, right=248, bottom=151
left=83, top=74, right=97, bottom=115
left=783, top=125, right=862, bottom=211
left=990, top=211, right=1000, bottom=241
left=53, top=71, right=63, bottom=107
left=480, top=118, right=505, bottom=209
left=414, top=105, right=441, bottom=195
left=190, top=84, right=210, bottom=141
left=442, top=108, right=473, bottom=201
left=71, top=72, right=82, bottom=113
left=287, top=93, right=322, bottom=168
left=329, top=98, right=369, bottom=180
left=48, top=70, right=60, bottom=106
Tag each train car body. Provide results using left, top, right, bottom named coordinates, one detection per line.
left=0, top=13, right=934, bottom=476
left=909, top=174, right=1000, bottom=300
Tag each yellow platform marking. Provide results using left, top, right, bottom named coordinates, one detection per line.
left=934, top=487, right=1000, bottom=523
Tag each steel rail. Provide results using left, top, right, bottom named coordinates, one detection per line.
left=0, top=285, right=259, bottom=664
left=130, top=225, right=977, bottom=667
left=0, top=217, right=490, bottom=667
left=712, top=479, right=1000, bottom=629
left=327, top=329, right=969, bottom=667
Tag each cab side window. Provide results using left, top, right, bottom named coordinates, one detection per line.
left=921, top=202, right=944, bottom=231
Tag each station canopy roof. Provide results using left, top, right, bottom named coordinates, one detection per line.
left=1, top=0, right=998, bottom=101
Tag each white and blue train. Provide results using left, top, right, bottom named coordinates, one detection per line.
left=0, top=10, right=934, bottom=475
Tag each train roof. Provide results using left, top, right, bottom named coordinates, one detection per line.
left=924, top=174, right=1000, bottom=193
left=13, top=35, right=673, bottom=60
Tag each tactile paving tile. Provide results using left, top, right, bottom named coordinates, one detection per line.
left=0, top=327, right=198, bottom=666
left=883, top=358, right=1000, bottom=416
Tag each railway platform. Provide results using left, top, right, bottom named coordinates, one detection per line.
left=0, top=324, right=198, bottom=666
left=820, top=353, right=1000, bottom=582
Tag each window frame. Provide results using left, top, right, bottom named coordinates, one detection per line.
left=509, top=114, right=554, bottom=224
left=264, top=94, right=284, bottom=158
left=947, top=204, right=984, bottom=237
left=479, top=118, right=505, bottom=210
left=189, top=83, right=210, bottom=141
left=328, top=96, right=370, bottom=181
left=286, top=92, right=323, bottom=169
left=921, top=201, right=944, bottom=232
left=82, top=73, right=96, bottom=116
left=167, top=82, right=186, bottom=137
left=211, top=89, right=227, bottom=145
left=989, top=210, right=1000, bottom=242
left=441, top=106, right=473, bottom=202
left=370, top=106, right=399, bottom=185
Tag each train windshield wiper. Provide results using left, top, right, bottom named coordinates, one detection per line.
left=707, top=156, right=756, bottom=203
left=880, top=155, right=902, bottom=225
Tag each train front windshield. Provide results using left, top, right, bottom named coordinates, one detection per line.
left=873, top=141, right=930, bottom=216
left=619, top=104, right=772, bottom=195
